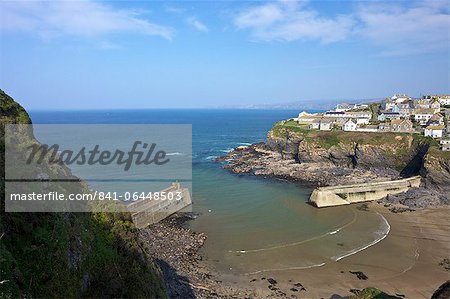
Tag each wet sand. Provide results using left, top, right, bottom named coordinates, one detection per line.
left=213, top=204, right=450, bottom=298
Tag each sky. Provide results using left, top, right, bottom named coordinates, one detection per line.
left=0, top=0, right=449, bottom=109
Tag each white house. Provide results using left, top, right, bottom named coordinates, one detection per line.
left=324, top=111, right=347, bottom=118
left=430, top=100, right=441, bottom=113
left=414, top=99, right=433, bottom=109
left=382, top=99, right=396, bottom=110
left=424, top=125, right=445, bottom=138
left=378, top=112, right=401, bottom=121
left=346, top=111, right=372, bottom=119
left=413, top=108, right=435, bottom=126
left=297, top=111, right=318, bottom=123
left=335, top=103, right=355, bottom=112
left=298, top=111, right=312, bottom=118
left=309, top=119, right=321, bottom=129
left=428, top=113, right=445, bottom=125
left=391, top=94, right=411, bottom=103
left=438, top=95, right=450, bottom=106
left=441, top=139, right=450, bottom=151
left=378, top=122, right=391, bottom=131
left=357, top=118, right=370, bottom=125
left=390, top=119, right=415, bottom=133
left=319, top=119, right=333, bottom=131
left=343, top=119, right=357, bottom=131
left=346, top=111, right=371, bottom=124
left=396, top=101, right=414, bottom=117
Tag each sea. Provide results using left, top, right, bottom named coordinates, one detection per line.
left=29, top=109, right=390, bottom=275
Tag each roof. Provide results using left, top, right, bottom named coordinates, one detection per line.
left=321, top=117, right=339, bottom=122
left=397, top=101, right=413, bottom=107
left=346, top=111, right=371, bottom=116
left=298, top=111, right=313, bottom=117
left=391, top=119, right=412, bottom=125
left=379, top=111, right=400, bottom=115
left=414, top=108, right=435, bottom=114
left=320, top=119, right=334, bottom=124
left=392, top=94, right=410, bottom=99
left=325, top=111, right=345, bottom=115
left=298, top=114, right=317, bottom=120
left=426, top=125, right=445, bottom=130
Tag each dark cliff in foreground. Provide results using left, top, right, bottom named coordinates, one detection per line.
left=219, top=122, right=450, bottom=209
left=0, top=89, right=166, bottom=298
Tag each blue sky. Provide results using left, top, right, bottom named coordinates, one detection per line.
left=0, top=0, right=449, bottom=109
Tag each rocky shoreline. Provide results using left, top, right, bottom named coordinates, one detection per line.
left=138, top=213, right=257, bottom=298
left=216, top=143, right=398, bottom=187
left=216, top=142, right=450, bottom=209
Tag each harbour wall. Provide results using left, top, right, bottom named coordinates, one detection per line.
left=128, top=182, right=192, bottom=228
left=309, top=176, right=421, bottom=208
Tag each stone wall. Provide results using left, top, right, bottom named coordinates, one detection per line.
left=128, top=183, right=193, bottom=228
left=309, top=176, right=421, bottom=208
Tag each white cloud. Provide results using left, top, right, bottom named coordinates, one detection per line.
left=233, top=1, right=355, bottom=43
left=356, top=0, right=450, bottom=56
left=186, top=17, right=209, bottom=32
left=233, top=0, right=450, bottom=55
left=0, top=0, right=174, bottom=40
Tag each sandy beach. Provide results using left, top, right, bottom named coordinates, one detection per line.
left=143, top=204, right=450, bottom=298
left=210, top=204, right=450, bottom=298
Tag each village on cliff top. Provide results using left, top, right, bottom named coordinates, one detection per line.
left=287, top=94, right=450, bottom=151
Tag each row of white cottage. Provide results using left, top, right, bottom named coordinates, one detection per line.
left=297, top=111, right=447, bottom=138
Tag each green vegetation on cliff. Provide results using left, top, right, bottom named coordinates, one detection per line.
left=0, top=89, right=31, bottom=125
left=0, top=90, right=166, bottom=298
left=271, top=121, right=446, bottom=153
left=269, top=121, right=449, bottom=173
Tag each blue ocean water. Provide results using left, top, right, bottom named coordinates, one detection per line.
left=29, top=109, right=300, bottom=160
left=29, top=109, right=388, bottom=274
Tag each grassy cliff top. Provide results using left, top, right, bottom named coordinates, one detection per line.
left=0, top=89, right=31, bottom=124
left=270, top=121, right=446, bottom=153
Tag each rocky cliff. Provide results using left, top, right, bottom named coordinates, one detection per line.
left=0, top=89, right=166, bottom=298
left=219, top=122, right=450, bottom=208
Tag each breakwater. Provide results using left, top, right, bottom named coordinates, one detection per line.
left=128, top=182, right=192, bottom=228
left=309, top=176, right=421, bottom=208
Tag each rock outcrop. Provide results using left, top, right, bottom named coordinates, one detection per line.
left=431, top=281, right=450, bottom=299
left=218, top=123, right=450, bottom=208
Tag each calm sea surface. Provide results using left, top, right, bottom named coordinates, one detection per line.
left=29, top=109, right=388, bottom=274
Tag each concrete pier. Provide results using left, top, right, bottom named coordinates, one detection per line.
left=309, top=176, right=421, bottom=208
left=127, top=182, right=192, bottom=228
